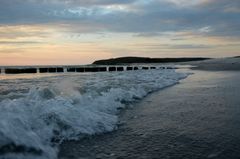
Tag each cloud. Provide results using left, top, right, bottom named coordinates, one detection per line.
left=0, top=41, right=44, bottom=45
left=56, top=0, right=137, bottom=6
left=0, top=25, right=53, bottom=40
left=129, top=43, right=214, bottom=50
left=0, top=0, right=239, bottom=39
left=169, top=44, right=214, bottom=49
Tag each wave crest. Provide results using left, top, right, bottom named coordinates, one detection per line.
left=0, top=69, right=188, bottom=159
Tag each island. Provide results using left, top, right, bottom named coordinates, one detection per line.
left=93, top=57, right=210, bottom=65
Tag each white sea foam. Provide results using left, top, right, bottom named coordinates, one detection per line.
left=0, top=69, right=188, bottom=159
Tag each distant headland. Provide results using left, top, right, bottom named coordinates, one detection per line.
left=93, top=57, right=210, bottom=65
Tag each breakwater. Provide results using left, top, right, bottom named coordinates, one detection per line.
left=0, top=65, right=174, bottom=74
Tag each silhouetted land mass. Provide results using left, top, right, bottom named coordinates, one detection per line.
left=93, top=57, right=210, bottom=65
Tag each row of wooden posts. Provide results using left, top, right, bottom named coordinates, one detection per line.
left=0, top=66, right=174, bottom=74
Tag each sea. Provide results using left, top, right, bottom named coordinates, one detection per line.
left=0, top=67, right=188, bottom=159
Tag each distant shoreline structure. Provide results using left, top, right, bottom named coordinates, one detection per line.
left=93, top=56, right=210, bottom=65
left=0, top=65, right=176, bottom=75
left=0, top=56, right=210, bottom=74
left=2, top=56, right=239, bottom=74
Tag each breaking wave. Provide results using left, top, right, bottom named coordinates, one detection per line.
left=0, top=69, right=188, bottom=159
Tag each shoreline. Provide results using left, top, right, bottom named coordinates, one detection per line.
left=186, top=57, right=240, bottom=71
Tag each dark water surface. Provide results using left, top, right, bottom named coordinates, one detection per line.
left=59, top=70, right=240, bottom=159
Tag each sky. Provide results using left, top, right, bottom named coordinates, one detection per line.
left=0, top=0, right=240, bottom=65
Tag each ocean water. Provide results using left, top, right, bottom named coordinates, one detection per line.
left=0, top=69, right=187, bottom=159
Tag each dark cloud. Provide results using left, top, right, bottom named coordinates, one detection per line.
left=0, top=0, right=239, bottom=38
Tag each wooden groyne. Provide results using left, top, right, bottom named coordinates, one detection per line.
left=0, top=65, right=175, bottom=74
